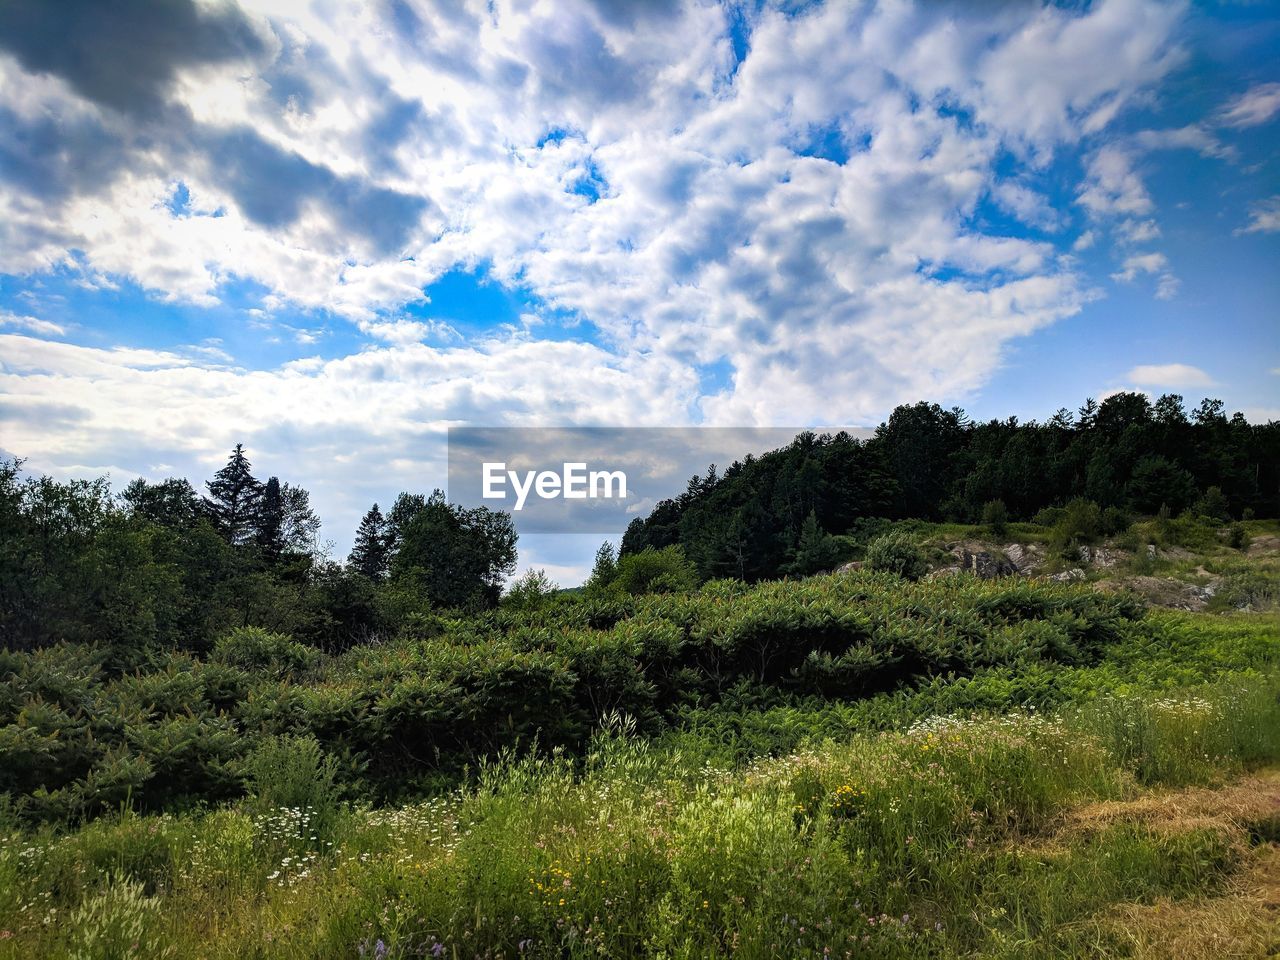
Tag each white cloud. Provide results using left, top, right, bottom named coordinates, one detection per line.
left=1218, top=82, right=1280, bottom=129
left=0, top=310, right=66, bottom=337
left=1111, top=252, right=1168, bottom=281
left=0, top=0, right=1201, bottom=553
left=1237, top=196, right=1280, bottom=235
left=1126, top=363, right=1215, bottom=387
left=1078, top=147, right=1153, bottom=217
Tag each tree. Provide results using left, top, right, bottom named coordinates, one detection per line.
left=204, top=444, right=262, bottom=545
left=390, top=490, right=517, bottom=609
left=121, top=478, right=203, bottom=529
left=349, top=504, right=390, bottom=580
left=257, top=477, right=285, bottom=558
left=277, top=482, right=320, bottom=554
left=585, top=541, right=618, bottom=591
left=781, top=510, right=841, bottom=576
left=1126, top=456, right=1197, bottom=515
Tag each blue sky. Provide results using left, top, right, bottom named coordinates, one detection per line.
left=0, top=0, right=1277, bottom=583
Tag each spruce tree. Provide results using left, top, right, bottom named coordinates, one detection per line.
left=256, top=476, right=285, bottom=558
left=349, top=504, right=389, bottom=580
left=204, top=444, right=262, bottom=545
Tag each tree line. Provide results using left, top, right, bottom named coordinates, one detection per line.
left=619, top=392, right=1279, bottom=582
left=0, top=446, right=514, bottom=658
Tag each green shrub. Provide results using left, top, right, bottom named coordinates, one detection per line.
left=502, top=568, right=559, bottom=611
left=1226, top=522, right=1249, bottom=550
left=612, top=546, right=699, bottom=595
left=1050, top=498, right=1103, bottom=554
left=864, top=532, right=928, bottom=580
left=243, top=734, right=342, bottom=827
left=1193, top=485, right=1231, bottom=522
left=212, top=626, right=317, bottom=676
left=981, top=499, right=1009, bottom=537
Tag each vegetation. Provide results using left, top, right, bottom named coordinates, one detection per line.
left=1, top=396, right=1278, bottom=958
left=621, top=392, right=1279, bottom=581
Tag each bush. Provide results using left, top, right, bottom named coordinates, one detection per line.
left=503, top=568, right=559, bottom=611
left=864, top=532, right=928, bottom=580
left=243, top=734, right=342, bottom=820
left=1101, top=505, right=1131, bottom=536
left=1050, top=498, right=1103, bottom=556
left=612, top=546, right=699, bottom=595
left=981, top=499, right=1009, bottom=537
left=1226, top=522, right=1249, bottom=550
left=1192, top=485, right=1231, bottom=522
left=213, top=626, right=317, bottom=676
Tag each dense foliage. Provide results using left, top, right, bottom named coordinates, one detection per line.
left=0, top=572, right=1148, bottom=822
left=0, top=451, right=516, bottom=659
left=621, top=393, right=1280, bottom=581
left=0, top=620, right=1276, bottom=959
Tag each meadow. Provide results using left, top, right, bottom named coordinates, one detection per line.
left=2, top=568, right=1278, bottom=959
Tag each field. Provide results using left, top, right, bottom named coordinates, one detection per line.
left=2, top=565, right=1279, bottom=959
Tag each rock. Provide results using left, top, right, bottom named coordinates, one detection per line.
left=947, top=544, right=1018, bottom=579
left=925, top=566, right=961, bottom=581
left=834, top=560, right=863, bottom=575
left=1091, top=547, right=1126, bottom=569
left=1146, top=544, right=1157, bottom=559
left=1004, top=542, right=1045, bottom=573
left=1048, top=568, right=1086, bottom=583
left=1110, top=576, right=1217, bottom=611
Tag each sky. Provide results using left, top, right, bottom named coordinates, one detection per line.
left=0, top=0, right=1277, bottom=584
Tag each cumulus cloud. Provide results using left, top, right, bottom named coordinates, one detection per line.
left=1126, top=363, right=1215, bottom=387
left=0, top=0, right=1206, bottom=548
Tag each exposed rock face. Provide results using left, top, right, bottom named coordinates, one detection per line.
left=834, top=560, right=863, bottom=575
left=958, top=549, right=1018, bottom=578
left=1003, top=542, right=1045, bottom=573
left=1093, top=576, right=1221, bottom=611
left=1048, top=568, right=1086, bottom=583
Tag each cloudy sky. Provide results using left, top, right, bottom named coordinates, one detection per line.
left=0, top=0, right=1277, bottom=582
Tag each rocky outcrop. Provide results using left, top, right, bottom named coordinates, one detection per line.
left=1093, top=576, right=1222, bottom=611
left=941, top=542, right=1018, bottom=579
left=1048, top=568, right=1086, bottom=583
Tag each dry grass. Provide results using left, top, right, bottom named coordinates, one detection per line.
left=1049, top=769, right=1280, bottom=958
left=1063, top=768, right=1280, bottom=839
left=1099, top=844, right=1280, bottom=959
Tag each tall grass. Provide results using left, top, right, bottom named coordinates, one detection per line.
left=2, top=671, right=1276, bottom=960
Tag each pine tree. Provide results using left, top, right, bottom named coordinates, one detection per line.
left=781, top=510, right=840, bottom=576
left=349, top=504, right=389, bottom=580
left=256, top=477, right=285, bottom=558
left=204, top=444, right=262, bottom=545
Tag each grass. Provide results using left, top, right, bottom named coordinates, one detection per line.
left=1, top=661, right=1278, bottom=959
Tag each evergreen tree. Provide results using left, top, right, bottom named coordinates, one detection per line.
left=781, top=510, right=841, bottom=576
left=349, top=504, right=390, bottom=580
left=204, top=444, right=262, bottom=545
left=256, top=477, right=285, bottom=558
